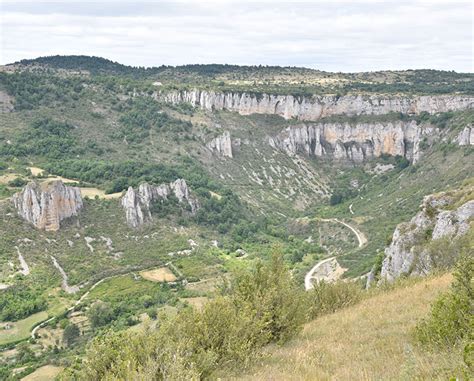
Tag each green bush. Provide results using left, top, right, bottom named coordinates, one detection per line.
left=7, top=177, right=27, bottom=187
left=306, top=280, right=363, bottom=319
left=415, top=253, right=473, bottom=347
left=63, top=324, right=80, bottom=347
left=0, top=285, right=47, bottom=321
left=71, top=253, right=306, bottom=379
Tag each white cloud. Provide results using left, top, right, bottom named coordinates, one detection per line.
left=0, top=1, right=472, bottom=72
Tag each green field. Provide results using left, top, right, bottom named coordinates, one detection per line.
left=0, top=311, right=48, bottom=346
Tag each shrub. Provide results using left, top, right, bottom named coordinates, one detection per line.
left=72, top=252, right=306, bottom=379
left=414, top=253, right=473, bottom=347
left=7, top=177, right=27, bottom=187
left=63, top=324, right=80, bottom=347
left=306, top=280, right=363, bottom=319
left=87, top=301, right=115, bottom=329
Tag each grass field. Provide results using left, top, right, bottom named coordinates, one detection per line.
left=140, top=267, right=177, bottom=282
left=0, top=311, right=48, bottom=346
left=231, top=274, right=468, bottom=381
left=21, top=365, right=64, bottom=381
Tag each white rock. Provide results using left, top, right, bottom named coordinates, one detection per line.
left=155, top=89, right=473, bottom=121
left=12, top=181, right=83, bottom=231
left=121, top=179, right=199, bottom=228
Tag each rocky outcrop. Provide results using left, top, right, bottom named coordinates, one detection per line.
left=454, top=126, right=474, bottom=146
left=122, top=179, right=199, bottom=228
left=206, top=131, right=235, bottom=158
left=380, top=194, right=474, bottom=282
left=156, top=89, right=473, bottom=121
left=12, top=181, right=83, bottom=231
left=269, top=121, right=433, bottom=163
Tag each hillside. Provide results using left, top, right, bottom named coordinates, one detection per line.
left=230, top=274, right=465, bottom=381
left=0, top=56, right=472, bottom=379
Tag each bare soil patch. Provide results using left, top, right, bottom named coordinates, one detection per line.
left=21, top=365, right=64, bottom=381
left=140, top=267, right=177, bottom=282
left=80, top=187, right=122, bottom=199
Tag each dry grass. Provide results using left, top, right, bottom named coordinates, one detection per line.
left=0, top=173, right=20, bottom=184
left=231, top=274, right=467, bottom=381
left=28, top=167, right=44, bottom=176
left=140, top=267, right=177, bottom=283
left=21, top=365, right=64, bottom=381
left=79, top=187, right=122, bottom=199
left=181, top=296, right=209, bottom=310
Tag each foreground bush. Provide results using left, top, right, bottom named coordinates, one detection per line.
left=306, top=280, right=363, bottom=320
left=415, top=253, right=473, bottom=347
left=65, top=253, right=306, bottom=380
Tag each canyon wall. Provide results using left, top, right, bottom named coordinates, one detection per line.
left=13, top=181, right=83, bottom=231
left=156, top=89, right=473, bottom=121
left=379, top=193, right=474, bottom=283
left=269, top=121, right=433, bottom=163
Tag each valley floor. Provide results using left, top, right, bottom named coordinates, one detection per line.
left=230, top=274, right=467, bottom=381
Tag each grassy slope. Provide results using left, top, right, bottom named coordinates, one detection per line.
left=231, top=274, right=467, bottom=381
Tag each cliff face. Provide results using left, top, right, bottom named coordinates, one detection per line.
left=121, top=179, right=199, bottom=228
left=454, top=126, right=474, bottom=146
left=206, top=131, right=234, bottom=158
left=269, top=121, right=432, bottom=163
left=156, top=89, right=473, bottom=121
left=380, top=193, right=474, bottom=282
left=13, top=181, right=83, bottom=231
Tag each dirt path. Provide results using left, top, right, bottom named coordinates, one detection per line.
left=305, top=218, right=367, bottom=290
left=318, top=218, right=367, bottom=248
left=305, top=257, right=347, bottom=290
left=31, top=261, right=188, bottom=339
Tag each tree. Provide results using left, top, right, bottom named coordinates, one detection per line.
left=87, top=301, right=114, bottom=329
left=63, top=324, right=80, bottom=347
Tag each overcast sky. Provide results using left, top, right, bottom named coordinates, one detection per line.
left=0, top=1, right=472, bottom=72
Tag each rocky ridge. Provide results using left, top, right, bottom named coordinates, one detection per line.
left=12, top=181, right=83, bottom=231
left=121, top=179, right=199, bottom=228
left=379, top=192, right=474, bottom=282
left=156, top=89, right=473, bottom=121
left=269, top=121, right=434, bottom=163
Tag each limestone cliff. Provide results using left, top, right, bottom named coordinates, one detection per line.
left=454, top=126, right=474, bottom=146
left=380, top=192, right=474, bottom=282
left=12, top=181, right=83, bottom=231
left=122, top=179, right=199, bottom=228
left=206, top=131, right=234, bottom=158
left=155, top=89, right=473, bottom=121
left=269, top=121, right=433, bottom=163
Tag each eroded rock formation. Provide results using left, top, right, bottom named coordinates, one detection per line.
left=454, top=126, right=474, bottom=146
left=122, top=179, right=199, bottom=227
left=269, top=121, right=433, bottom=163
left=13, top=181, right=83, bottom=231
left=206, top=131, right=234, bottom=158
left=380, top=194, right=474, bottom=282
left=156, top=89, right=473, bottom=121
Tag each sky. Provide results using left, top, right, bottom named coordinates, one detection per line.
left=0, top=0, right=472, bottom=72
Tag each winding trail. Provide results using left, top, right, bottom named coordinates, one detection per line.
left=31, top=261, right=189, bottom=339
left=305, top=218, right=367, bottom=290
left=305, top=257, right=341, bottom=290
left=31, top=273, right=126, bottom=339
left=318, top=218, right=367, bottom=248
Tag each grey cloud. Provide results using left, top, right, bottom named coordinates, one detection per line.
left=1, top=1, right=472, bottom=72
